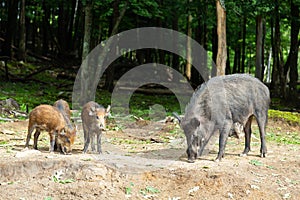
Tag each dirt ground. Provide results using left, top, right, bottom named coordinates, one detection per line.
left=0, top=117, right=299, bottom=200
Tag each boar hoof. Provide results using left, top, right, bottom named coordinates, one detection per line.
left=22, top=147, right=29, bottom=151
left=214, top=158, right=221, bottom=162
left=187, top=159, right=195, bottom=163
left=260, top=153, right=266, bottom=158
left=240, top=153, right=247, bottom=157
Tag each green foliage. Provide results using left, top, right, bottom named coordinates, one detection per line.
left=267, top=131, right=300, bottom=145
left=129, top=0, right=161, bottom=18
left=249, top=159, right=264, bottom=166
left=140, top=186, right=160, bottom=196
left=52, top=175, right=75, bottom=184
left=268, top=110, right=300, bottom=126
left=129, top=93, right=181, bottom=119
left=125, top=182, right=134, bottom=195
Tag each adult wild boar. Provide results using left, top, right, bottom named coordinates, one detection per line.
left=177, top=74, right=270, bottom=163
left=25, top=105, right=76, bottom=154
left=81, top=101, right=110, bottom=154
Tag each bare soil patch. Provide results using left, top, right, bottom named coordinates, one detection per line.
left=0, top=118, right=299, bottom=199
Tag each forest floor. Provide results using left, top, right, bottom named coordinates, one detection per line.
left=0, top=116, right=299, bottom=200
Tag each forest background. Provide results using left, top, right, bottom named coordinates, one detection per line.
left=0, top=0, right=299, bottom=111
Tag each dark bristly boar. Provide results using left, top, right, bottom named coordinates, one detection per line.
left=81, top=101, right=110, bottom=154
left=177, top=74, right=270, bottom=163
left=25, top=105, right=76, bottom=154
left=53, top=99, right=77, bottom=152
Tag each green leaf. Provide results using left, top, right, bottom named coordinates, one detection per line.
left=58, top=179, right=75, bottom=184
left=145, top=186, right=160, bottom=194
left=249, top=160, right=264, bottom=166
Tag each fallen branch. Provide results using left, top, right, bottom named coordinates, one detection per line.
left=0, top=117, right=15, bottom=122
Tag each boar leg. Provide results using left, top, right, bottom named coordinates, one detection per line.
left=215, top=122, right=231, bottom=161
left=49, top=131, right=56, bottom=152
left=91, top=132, right=96, bottom=152
left=25, top=125, right=35, bottom=148
left=257, top=114, right=267, bottom=157
left=241, top=116, right=253, bottom=156
left=82, top=123, right=87, bottom=145
left=97, top=131, right=102, bottom=154
left=33, top=128, right=41, bottom=150
left=83, top=130, right=91, bottom=153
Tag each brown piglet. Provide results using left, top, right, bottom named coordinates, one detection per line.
left=25, top=105, right=76, bottom=154
left=81, top=101, right=110, bottom=154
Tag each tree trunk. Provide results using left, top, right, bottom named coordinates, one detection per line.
left=216, top=0, right=227, bottom=76
left=73, top=0, right=83, bottom=55
left=241, top=15, right=247, bottom=73
left=211, top=26, right=217, bottom=76
left=18, top=0, right=26, bottom=61
left=233, top=24, right=241, bottom=74
left=172, top=11, right=179, bottom=73
left=79, top=1, right=93, bottom=105
left=271, top=1, right=283, bottom=96
left=82, top=2, right=93, bottom=61
left=185, top=0, right=193, bottom=80
left=42, top=0, right=50, bottom=55
left=67, top=0, right=77, bottom=50
left=103, top=0, right=129, bottom=92
left=255, top=15, right=263, bottom=80
left=225, top=47, right=231, bottom=74
left=3, top=0, right=18, bottom=58
left=284, top=0, right=300, bottom=103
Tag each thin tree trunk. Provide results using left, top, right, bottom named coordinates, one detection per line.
left=172, top=12, right=179, bottom=73
left=225, top=47, right=231, bottom=74
left=271, top=1, right=283, bottom=96
left=73, top=0, right=83, bottom=52
left=80, top=1, right=93, bottom=105
left=216, top=0, right=227, bottom=76
left=285, top=0, right=300, bottom=102
left=67, top=0, right=77, bottom=50
left=3, top=0, right=18, bottom=58
left=233, top=22, right=241, bottom=74
left=266, top=47, right=272, bottom=83
left=82, top=2, right=93, bottom=61
left=18, top=0, right=26, bottom=61
left=255, top=15, right=263, bottom=80
left=104, top=0, right=128, bottom=92
left=42, top=0, right=50, bottom=55
left=185, top=0, right=193, bottom=80
left=241, top=15, right=247, bottom=73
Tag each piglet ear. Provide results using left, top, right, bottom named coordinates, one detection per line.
left=105, top=105, right=111, bottom=117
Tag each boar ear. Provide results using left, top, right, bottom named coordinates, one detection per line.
left=172, top=112, right=181, bottom=124
left=89, top=108, right=95, bottom=116
left=60, top=129, right=66, bottom=135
